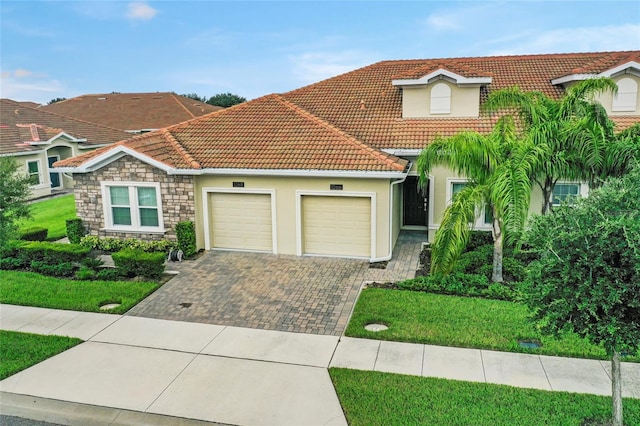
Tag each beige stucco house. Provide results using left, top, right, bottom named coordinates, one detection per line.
left=0, top=99, right=134, bottom=199
left=55, top=51, right=640, bottom=261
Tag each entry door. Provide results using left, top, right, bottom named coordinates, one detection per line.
left=48, top=156, right=61, bottom=188
left=403, top=176, right=428, bottom=227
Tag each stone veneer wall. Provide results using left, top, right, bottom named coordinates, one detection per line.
left=73, top=156, right=195, bottom=242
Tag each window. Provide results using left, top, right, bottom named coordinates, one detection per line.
left=102, top=182, right=163, bottom=231
left=27, top=160, right=41, bottom=185
left=552, top=183, right=580, bottom=206
left=450, top=180, right=492, bottom=227
left=612, top=78, right=637, bottom=112
left=430, top=82, right=451, bottom=114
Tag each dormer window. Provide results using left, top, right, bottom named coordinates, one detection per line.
left=430, top=83, right=451, bottom=114
left=613, top=78, right=638, bottom=112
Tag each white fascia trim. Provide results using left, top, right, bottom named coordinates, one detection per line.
left=0, top=150, right=43, bottom=157
left=382, top=148, right=422, bottom=157
left=78, top=143, right=110, bottom=150
left=201, top=187, right=278, bottom=254
left=169, top=168, right=406, bottom=179
left=393, top=69, right=492, bottom=87
left=54, top=146, right=174, bottom=174
left=552, top=62, right=640, bottom=85
left=48, top=132, right=86, bottom=144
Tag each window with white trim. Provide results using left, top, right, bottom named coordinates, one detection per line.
left=101, top=182, right=164, bottom=231
left=612, top=78, right=637, bottom=112
left=552, top=183, right=581, bottom=206
left=27, top=160, right=41, bottom=185
left=430, top=82, right=451, bottom=114
left=450, top=181, right=492, bottom=227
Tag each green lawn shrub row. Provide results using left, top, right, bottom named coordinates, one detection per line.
left=18, top=226, right=49, bottom=241
left=396, top=273, right=518, bottom=301
left=0, top=241, right=91, bottom=277
left=80, top=235, right=176, bottom=253
left=112, top=249, right=166, bottom=280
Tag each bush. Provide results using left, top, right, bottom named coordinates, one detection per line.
left=80, top=236, right=176, bottom=253
left=176, top=221, right=196, bottom=258
left=75, top=266, right=96, bottom=280
left=95, top=268, right=124, bottom=281
left=112, top=248, right=166, bottom=280
left=465, top=231, right=493, bottom=252
left=30, top=260, right=75, bottom=277
left=396, top=272, right=517, bottom=301
left=19, top=227, right=48, bottom=241
left=65, top=218, right=85, bottom=244
left=17, top=241, right=90, bottom=264
left=454, top=244, right=494, bottom=275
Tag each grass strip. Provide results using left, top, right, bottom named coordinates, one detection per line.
left=330, top=368, right=640, bottom=426
left=19, top=194, right=76, bottom=241
left=0, top=270, right=159, bottom=314
left=0, top=331, right=82, bottom=380
left=346, top=288, right=638, bottom=361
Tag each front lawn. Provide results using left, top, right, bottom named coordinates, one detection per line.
left=0, top=330, right=82, bottom=380
left=345, top=288, right=639, bottom=361
left=0, top=270, right=159, bottom=314
left=330, top=368, right=640, bottom=426
left=19, top=194, right=76, bottom=240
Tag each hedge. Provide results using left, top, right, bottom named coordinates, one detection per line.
left=111, top=248, right=166, bottom=280
left=19, top=227, right=48, bottom=241
left=176, top=221, right=196, bottom=258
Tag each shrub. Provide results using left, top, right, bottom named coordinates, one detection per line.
left=30, top=260, right=75, bottom=277
left=95, top=268, right=123, bottom=281
left=80, top=236, right=176, bottom=253
left=112, top=248, right=166, bottom=280
left=65, top=218, right=85, bottom=244
left=397, top=273, right=491, bottom=298
left=17, top=241, right=90, bottom=264
left=454, top=244, right=493, bottom=275
left=465, top=231, right=493, bottom=252
left=19, top=227, right=48, bottom=241
left=176, top=221, right=197, bottom=258
left=75, top=266, right=96, bottom=280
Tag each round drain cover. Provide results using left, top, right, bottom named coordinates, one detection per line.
left=99, top=303, right=121, bottom=311
left=365, top=323, right=389, bottom=332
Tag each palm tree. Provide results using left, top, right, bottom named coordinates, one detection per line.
left=482, top=78, right=625, bottom=214
left=418, top=116, right=546, bottom=283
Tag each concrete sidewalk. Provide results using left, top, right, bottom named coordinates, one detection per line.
left=2, top=305, right=640, bottom=425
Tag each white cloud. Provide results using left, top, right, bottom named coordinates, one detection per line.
left=0, top=72, right=65, bottom=104
left=14, top=69, right=46, bottom=78
left=488, top=24, right=640, bottom=55
left=289, top=51, right=374, bottom=84
left=426, top=13, right=461, bottom=32
left=126, top=2, right=158, bottom=21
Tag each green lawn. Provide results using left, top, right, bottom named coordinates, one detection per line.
left=330, top=368, right=640, bottom=426
left=0, top=330, right=82, bottom=380
left=19, top=194, right=76, bottom=240
left=0, top=270, right=159, bottom=314
left=345, top=288, right=639, bottom=361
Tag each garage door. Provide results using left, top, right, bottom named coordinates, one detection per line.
left=302, top=195, right=371, bottom=257
left=209, top=193, right=273, bottom=251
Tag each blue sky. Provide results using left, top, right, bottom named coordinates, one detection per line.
left=1, top=1, right=639, bottom=104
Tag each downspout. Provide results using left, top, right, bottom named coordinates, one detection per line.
left=375, top=163, right=410, bottom=262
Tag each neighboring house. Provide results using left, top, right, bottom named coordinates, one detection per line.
left=55, top=51, right=640, bottom=261
left=0, top=99, right=133, bottom=199
left=42, top=92, right=222, bottom=134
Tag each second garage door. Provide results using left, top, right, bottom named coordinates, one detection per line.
left=302, top=195, right=371, bottom=258
left=209, top=192, right=273, bottom=251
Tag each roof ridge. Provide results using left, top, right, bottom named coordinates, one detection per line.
left=273, top=94, right=406, bottom=171
left=169, top=93, right=199, bottom=119
left=161, top=128, right=201, bottom=169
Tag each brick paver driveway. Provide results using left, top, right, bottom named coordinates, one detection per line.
left=127, top=231, right=423, bottom=335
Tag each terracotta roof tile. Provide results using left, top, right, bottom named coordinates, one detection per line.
left=42, top=92, right=222, bottom=131
left=0, top=99, right=133, bottom=155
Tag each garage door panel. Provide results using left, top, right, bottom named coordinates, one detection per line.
left=302, top=196, right=371, bottom=258
left=210, top=193, right=272, bottom=251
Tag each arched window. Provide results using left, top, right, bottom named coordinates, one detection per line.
left=612, top=78, right=637, bottom=112
left=430, top=83, right=451, bottom=114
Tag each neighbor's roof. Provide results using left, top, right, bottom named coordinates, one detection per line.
left=42, top=92, right=222, bottom=131
left=56, top=51, right=639, bottom=173
left=0, top=99, right=134, bottom=156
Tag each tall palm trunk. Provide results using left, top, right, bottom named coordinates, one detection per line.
left=491, top=216, right=504, bottom=283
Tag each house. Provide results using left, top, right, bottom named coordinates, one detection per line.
left=0, top=99, right=134, bottom=199
left=54, top=51, right=640, bottom=261
left=42, top=92, right=222, bottom=134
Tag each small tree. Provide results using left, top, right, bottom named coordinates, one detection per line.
left=522, top=164, right=640, bottom=426
left=47, top=97, right=67, bottom=105
left=0, top=157, right=32, bottom=246
left=206, top=92, right=246, bottom=108
left=181, top=93, right=207, bottom=103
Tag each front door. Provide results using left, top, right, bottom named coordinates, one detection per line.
left=403, top=176, right=428, bottom=227
left=48, top=156, right=61, bottom=188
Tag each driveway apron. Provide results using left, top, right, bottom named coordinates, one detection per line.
left=127, top=231, right=424, bottom=335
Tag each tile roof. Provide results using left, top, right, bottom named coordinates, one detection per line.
left=0, top=99, right=133, bottom=155
left=57, top=51, right=639, bottom=173
left=42, top=92, right=222, bottom=131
